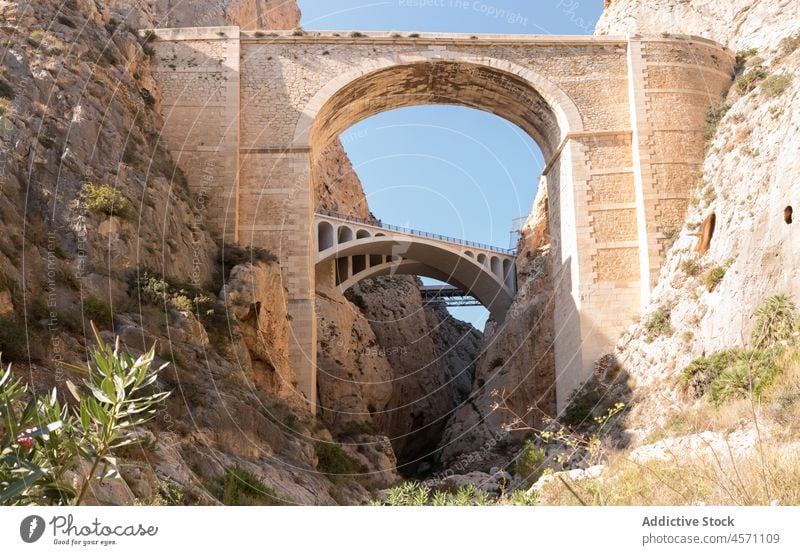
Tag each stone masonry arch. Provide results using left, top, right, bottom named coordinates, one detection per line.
left=147, top=28, right=735, bottom=412
left=292, top=51, right=585, bottom=158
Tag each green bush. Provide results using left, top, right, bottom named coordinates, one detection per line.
left=372, top=481, right=539, bottom=506
left=220, top=244, right=278, bottom=271
left=760, top=75, right=793, bottom=98
left=0, top=317, right=29, bottom=363
left=708, top=350, right=781, bottom=405
left=735, top=48, right=758, bottom=66
left=705, top=266, right=727, bottom=291
left=751, top=294, right=798, bottom=350
left=682, top=349, right=745, bottom=399
left=681, top=258, right=702, bottom=277
left=80, top=183, right=131, bottom=218
left=315, top=442, right=357, bottom=476
left=337, top=420, right=376, bottom=439
left=704, top=100, right=730, bottom=139
left=207, top=467, right=288, bottom=506
left=83, top=296, right=112, bottom=328
left=514, top=440, right=547, bottom=486
left=735, top=68, right=767, bottom=95
left=0, top=79, right=13, bottom=100
left=643, top=307, right=673, bottom=342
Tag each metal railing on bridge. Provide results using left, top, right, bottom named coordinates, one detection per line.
left=315, top=209, right=518, bottom=256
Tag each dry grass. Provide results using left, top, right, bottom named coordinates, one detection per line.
left=540, top=346, right=800, bottom=506
left=539, top=443, right=800, bottom=505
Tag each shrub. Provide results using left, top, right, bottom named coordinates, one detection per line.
left=735, top=68, right=767, bottom=95
left=350, top=31, right=365, bottom=38
left=705, top=266, right=727, bottom=291
left=315, top=442, right=357, bottom=476
left=0, top=79, right=14, bottom=100
left=1, top=324, right=170, bottom=505
left=514, top=440, right=547, bottom=486
left=337, top=420, right=376, bottom=439
left=681, top=349, right=745, bottom=399
left=220, top=243, right=278, bottom=270
left=704, top=100, right=730, bottom=139
left=760, top=75, right=793, bottom=98
left=708, top=349, right=781, bottom=405
left=374, top=482, right=502, bottom=506
left=291, top=26, right=304, bottom=36
left=751, top=294, right=798, bottom=350
left=735, top=48, right=758, bottom=66
left=662, top=228, right=680, bottom=251
left=780, top=33, right=800, bottom=57
left=82, top=296, right=112, bottom=328
left=80, top=183, right=131, bottom=218
left=680, top=258, right=701, bottom=277
left=207, top=467, right=288, bottom=506
left=0, top=317, right=29, bottom=363
left=643, top=307, right=673, bottom=342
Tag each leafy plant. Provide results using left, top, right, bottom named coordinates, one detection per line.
left=0, top=79, right=14, bottom=100
left=79, top=183, right=131, bottom=218
left=681, top=258, right=702, bottom=277
left=0, top=317, right=30, bottom=363
left=1, top=324, right=170, bottom=505
left=373, top=482, right=510, bottom=506
left=704, top=100, right=730, bottom=139
left=514, top=440, right=546, bottom=486
left=751, top=294, right=798, bottom=350
left=207, top=466, right=288, bottom=506
left=708, top=350, right=781, bottom=405
left=705, top=266, right=727, bottom=291
left=643, top=307, right=673, bottom=342
left=315, top=442, right=357, bottom=476
left=735, top=68, right=767, bottom=95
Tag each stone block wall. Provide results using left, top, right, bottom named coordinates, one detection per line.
left=147, top=29, right=734, bottom=413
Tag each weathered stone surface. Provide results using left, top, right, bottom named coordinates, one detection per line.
left=597, top=0, right=800, bottom=52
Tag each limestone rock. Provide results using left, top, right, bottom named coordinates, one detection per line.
left=597, top=0, right=800, bottom=53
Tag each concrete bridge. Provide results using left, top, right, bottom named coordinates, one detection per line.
left=314, top=211, right=516, bottom=320
left=145, top=27, right=735, bottom=412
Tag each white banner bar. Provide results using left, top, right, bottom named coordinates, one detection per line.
left=2, top=506, right=799, bottom=554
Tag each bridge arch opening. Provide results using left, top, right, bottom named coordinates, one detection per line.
left=318, top=221, right=334, bottom=251
left=337, top=225, right=353, bottom=244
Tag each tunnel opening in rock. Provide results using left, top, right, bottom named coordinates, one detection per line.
left=785, top=206, right=793, bottom=224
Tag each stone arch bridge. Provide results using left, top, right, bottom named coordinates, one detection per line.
left=145, top=27, right=734, bottom=411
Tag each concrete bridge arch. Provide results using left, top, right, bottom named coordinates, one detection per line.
left=147, top=28, right=735, bottom=411
left=314, top=213, right=517, bottom=321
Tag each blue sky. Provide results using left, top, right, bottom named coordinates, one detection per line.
left=298, top=1, right=604, bottom=328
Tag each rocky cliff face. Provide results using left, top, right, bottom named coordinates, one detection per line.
left=596, top=0, right=800, bottom=444
left=598, top=0, right=800, bottom=52
left=107, top=0, right=301, bottom=30
left=0, top=0, right=401, bottom=505
left=344, top=276, right=483, bottom=469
